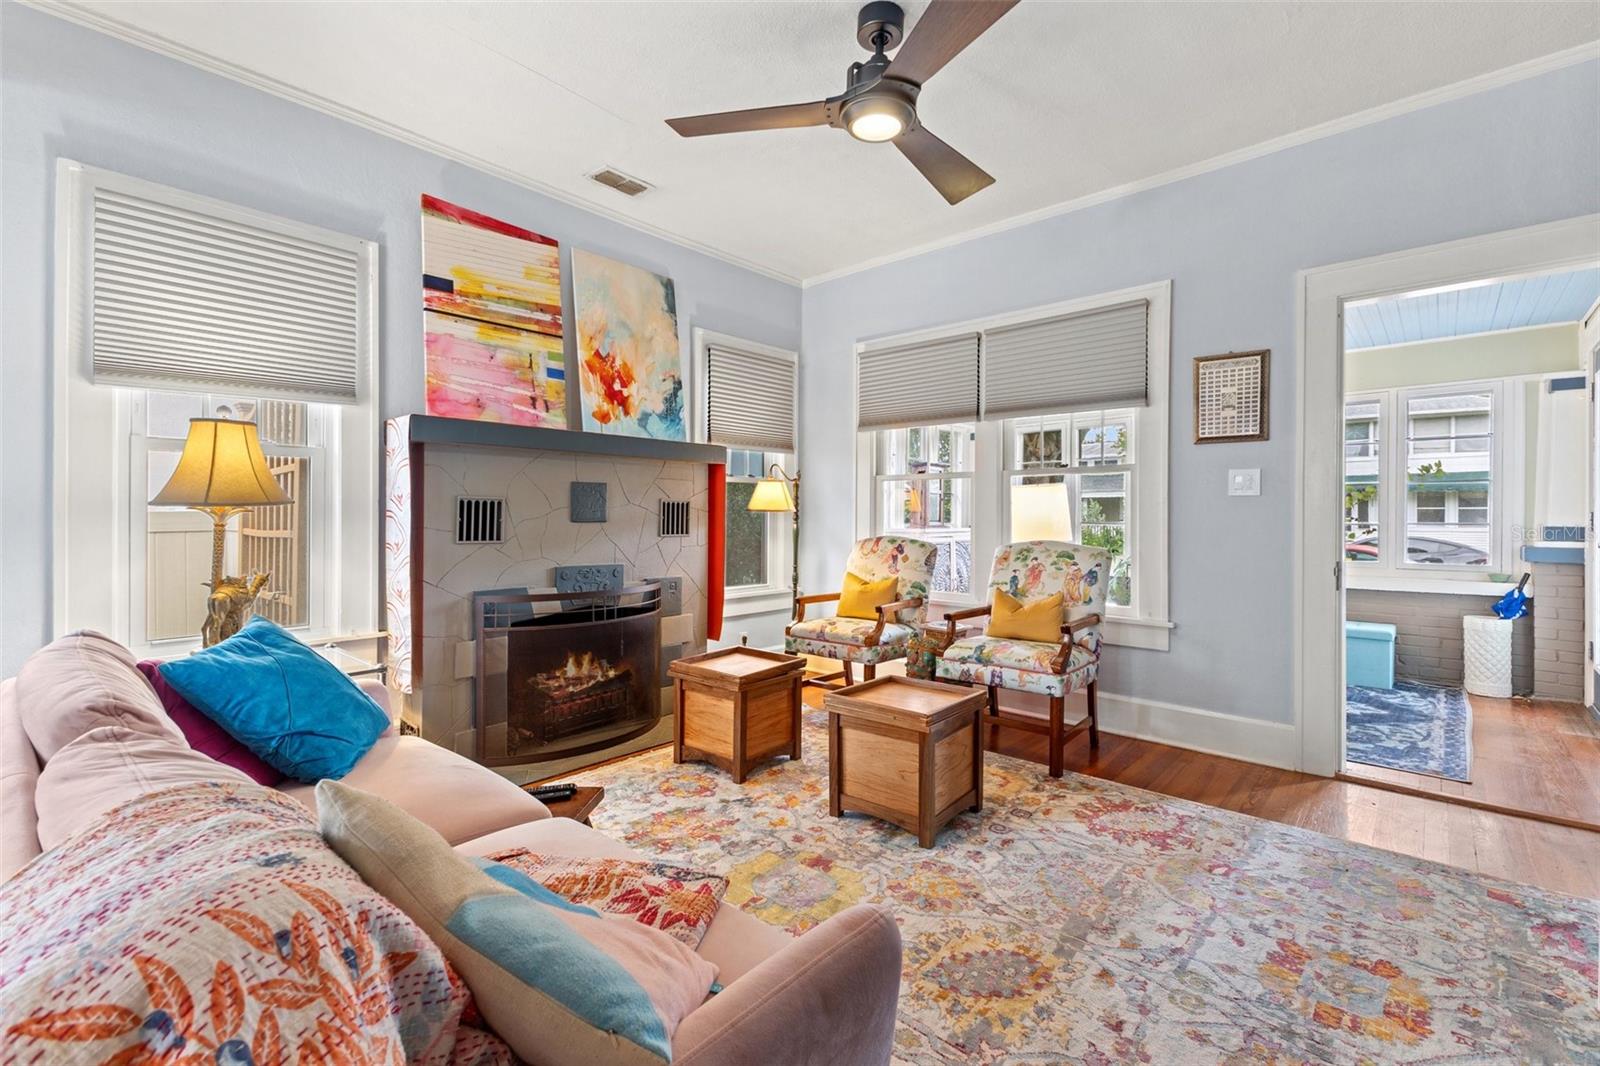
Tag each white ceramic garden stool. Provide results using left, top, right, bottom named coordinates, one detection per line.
left=1462, top=615, right=1514, bottom=698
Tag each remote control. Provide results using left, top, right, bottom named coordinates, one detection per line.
left=525, top=782, right=578, bottom=801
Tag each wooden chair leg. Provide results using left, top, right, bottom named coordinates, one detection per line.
left=1087, top=680, right=1099, bottom=750
left=863, top=663, right=876, bottom=681
left=1048, top=695, right=1064, bottom=778
left=843, top=660, right=855, bottom=686
left=986, top=685, right=999, bottom=717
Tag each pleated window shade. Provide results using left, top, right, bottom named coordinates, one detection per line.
left=705, top=342, right=797, bottom=453
left=87, top=178, right=370, bottom=404
left=857, top=332, right=980, bottom=430
left=981, top=299, right=1149, bottom=419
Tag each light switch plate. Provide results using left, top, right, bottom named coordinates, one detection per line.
left=1228, top=468, right=1261, bottom=496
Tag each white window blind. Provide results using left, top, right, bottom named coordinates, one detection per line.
left=982, top=299, right=1148, bottom=419
left=76, top=165, right=372, bottom=404
left=857, top=332, right=980, bottom=430
left=705, top=342, right=796, bottom=453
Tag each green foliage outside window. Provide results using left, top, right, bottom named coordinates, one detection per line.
left=725, top=482, right=767, bottom=587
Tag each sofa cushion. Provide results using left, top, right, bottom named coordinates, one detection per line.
left=0, top=780, right=507, bottom=1063
left=280, top=734, right=550, bottom=845
left=457, top=820, right=795, bottom=987
left=158, top=616, right=389, bottom=782
left=137, top=659, right=284, bottom=785
left=318, top=781, right=716, bottom=1066
left=34, top=725, right=252, bottom=850
left=15, top=630, right=182, bottom=761
left=0, top=678, right=42, bottom=880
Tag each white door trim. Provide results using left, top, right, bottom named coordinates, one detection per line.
left=1295, top=214, right=1600, bottom=776
left=1581, top=294, right=1600, bottom=710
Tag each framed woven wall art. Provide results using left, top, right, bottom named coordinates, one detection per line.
left=1193, top=349, right=1270, bottom=443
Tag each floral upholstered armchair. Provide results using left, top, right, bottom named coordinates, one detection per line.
left=936, top=540, right=1111, bottom=777
left=785, top=536, right=938, bottom=687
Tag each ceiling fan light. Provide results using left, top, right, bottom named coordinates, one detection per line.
left=842, top=93, right=915, bottom=143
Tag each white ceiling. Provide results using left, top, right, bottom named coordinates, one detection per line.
left=44, top=1, right=1600, bottom=283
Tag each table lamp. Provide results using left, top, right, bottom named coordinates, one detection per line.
left=150, top=417, right=291, bottom=645
left=747, top=463, right=800, bottom=614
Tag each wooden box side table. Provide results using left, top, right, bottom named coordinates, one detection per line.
left=825, top=676, right=986, bottom=847
left=669, top=647, right=806, bottom=783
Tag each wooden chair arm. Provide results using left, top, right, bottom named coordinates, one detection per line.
left=1052, top=613, right=1103, bottom=672
left=943, top=603, right=992, bottom=641
left=792, top=591, right=842, bottom=624
left=865, top=597, right=923, bottom=646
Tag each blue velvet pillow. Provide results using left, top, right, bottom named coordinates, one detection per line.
left=158, top=616, right=388, bottom=782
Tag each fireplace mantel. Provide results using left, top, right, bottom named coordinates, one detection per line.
left=405, top=414, right=727, bottom=464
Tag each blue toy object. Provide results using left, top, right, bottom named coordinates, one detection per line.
left=1492, top=572, right=1531, bottom=620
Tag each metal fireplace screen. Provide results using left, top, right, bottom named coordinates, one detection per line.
left=474, top=583, right=661, bottom=766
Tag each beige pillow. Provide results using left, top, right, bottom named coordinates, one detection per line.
left=317, top=780, right=717, bottom=1066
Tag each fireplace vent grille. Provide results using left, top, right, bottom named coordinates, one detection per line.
left=456, top=497, right=505, bottom=544
left=658, top=500, right=691, bottom=537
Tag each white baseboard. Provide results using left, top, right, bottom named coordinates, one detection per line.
left=1097, top=691, right=1300, bottom=772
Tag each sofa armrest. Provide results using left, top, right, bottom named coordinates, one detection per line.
left=356, top=678, right=397, bottom=736
left=674, top=903, right=901, bottom=1066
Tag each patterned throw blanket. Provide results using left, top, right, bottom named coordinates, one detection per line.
left=0, top=782, right=509, bottom=1065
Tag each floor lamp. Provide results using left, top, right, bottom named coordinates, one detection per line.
left=747, top=464, right=800, bottom=615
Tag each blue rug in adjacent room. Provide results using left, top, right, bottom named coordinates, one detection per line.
left=1345, top=680, right=1472, bottom=782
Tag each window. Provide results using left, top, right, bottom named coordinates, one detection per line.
left=1343, top=383, right=1506, bottom=579
left=855, top=280, right=1172, bottom=650
left=53, top=161, right=380, bottom=653
left=871, top=423, right=975, bottom=594
left=724, top=449, right=774, bottom=590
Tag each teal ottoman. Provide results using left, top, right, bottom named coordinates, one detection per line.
left=1345, top=620, right=1397, bottom=689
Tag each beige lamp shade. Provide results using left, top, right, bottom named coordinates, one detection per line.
left=150, top=418, right=291, bottom=508
left=747, top=476, right=796, bottom=513
left=1010, top=481, right=1072, bottom=543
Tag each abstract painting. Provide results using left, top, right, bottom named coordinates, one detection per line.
left=572, top=248, right=685, bottom=441
left=421, top=195, right=566, bottom=427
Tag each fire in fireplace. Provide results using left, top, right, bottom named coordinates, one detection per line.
left=474, top=583, right=662, bottom=766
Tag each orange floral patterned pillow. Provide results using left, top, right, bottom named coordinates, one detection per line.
left=487, top=849, right=727, bottom=948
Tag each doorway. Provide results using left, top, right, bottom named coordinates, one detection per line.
left=1295, top=215, right=1600, bottom=828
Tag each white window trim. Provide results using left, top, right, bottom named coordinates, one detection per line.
left=691, top=328, right=799, bottom=611
left=52, top=159, right=381, bottom=656
left=1343, top=376, right=1525, bottom=590
left=852, top=280, right=1172, bottom=651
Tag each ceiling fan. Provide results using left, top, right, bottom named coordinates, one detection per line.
left=665, top=0, right=1018, bottom=205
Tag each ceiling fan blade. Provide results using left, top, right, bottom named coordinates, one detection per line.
left=895, top=126, right=995, bottom=204
left=665, top=100, right=831, bottom=137
left=885, top=0, right=1018, bottom=87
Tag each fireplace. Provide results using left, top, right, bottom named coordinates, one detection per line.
left=474, top=584, right=662, bottom=766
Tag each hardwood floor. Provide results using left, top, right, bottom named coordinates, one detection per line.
left=1341, top=694, right=1600, bottom=831
left=796, top=667, right=1599, bottom=898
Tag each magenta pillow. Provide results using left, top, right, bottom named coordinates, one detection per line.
left=137, top=660, right=283, bottom=785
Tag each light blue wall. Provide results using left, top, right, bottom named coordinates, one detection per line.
left=800, top=59, right=1600, bottom=724
left=0, top=4, right=801, bottom=675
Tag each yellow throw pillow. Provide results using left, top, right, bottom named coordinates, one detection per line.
left=987, top=589, right=1064, bottom=643
left=838, top=572, right=900, bottom=620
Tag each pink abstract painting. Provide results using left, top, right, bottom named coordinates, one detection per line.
left=422, top=195, right=566, bottom=427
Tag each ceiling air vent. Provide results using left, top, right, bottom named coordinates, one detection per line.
left=658, top=500, right=691, bottom=538
left=456, top=497, right=505, bottom=544
left=587, top=167, right=653, bottom=197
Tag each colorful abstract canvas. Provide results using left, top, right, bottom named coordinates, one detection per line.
left=422, top=195, right=566, bottom=427
left=572, top=248, right=685, bottom=441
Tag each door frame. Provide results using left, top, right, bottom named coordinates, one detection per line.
left=1582, top=294, right=1600, bottom=709
left=1294, top=214, right=1600, bottom=776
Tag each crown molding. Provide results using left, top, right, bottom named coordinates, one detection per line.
left=800, top=40, right=1600, bottom=289
left=23, top=0, right=804, bottom=287
left=24, top=1, right=1599, bottom=291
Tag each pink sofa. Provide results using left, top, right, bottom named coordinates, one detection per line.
left=0, top=632, right=902, bottom=1065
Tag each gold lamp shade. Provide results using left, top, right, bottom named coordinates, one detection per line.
left=151, top=418, right=291, bottom=508
left=747, top=476, right=796, bottom=513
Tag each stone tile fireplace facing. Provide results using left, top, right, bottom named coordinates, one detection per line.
left=385, top=415, right=724, bottom=773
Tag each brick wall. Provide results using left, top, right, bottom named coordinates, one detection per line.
left=1346, top=589, right=1534, bottom=695
left=1530, top=561, right=1584, bottom=701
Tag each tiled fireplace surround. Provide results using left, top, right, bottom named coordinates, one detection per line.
left=385, top=416, right=713, bottom=773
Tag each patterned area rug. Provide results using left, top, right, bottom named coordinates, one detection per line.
left=1346, top=681, right=1472, bottom=782
left=573, top=711, right=1597, bottom=1064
